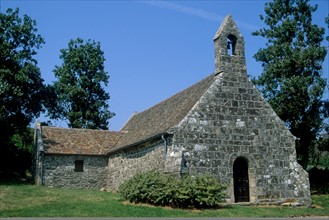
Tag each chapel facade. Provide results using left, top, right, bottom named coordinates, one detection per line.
left=33, top=15, right=311, bottom=205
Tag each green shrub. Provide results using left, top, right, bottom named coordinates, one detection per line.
left=118, top=170, right=227, bottom=209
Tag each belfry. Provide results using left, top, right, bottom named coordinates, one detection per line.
left=33, top=15, right=311, bottom=205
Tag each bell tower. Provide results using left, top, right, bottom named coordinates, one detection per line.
left=213, top=15, right=246, bottom=74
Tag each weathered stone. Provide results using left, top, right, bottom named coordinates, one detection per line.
left=42, top=155, right=108, bottom=189
left=32, top=14, right=311, bottom=206
left=107, top=139, right=166, bottom=191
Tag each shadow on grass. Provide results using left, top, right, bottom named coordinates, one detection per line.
left=120, top=199, right=236, bottom=212
left=0, top=171, right=33, bottom=185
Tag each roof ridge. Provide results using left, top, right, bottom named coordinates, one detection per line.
left=147, top=73, right=215, bottom=111
left=117, top=72, right=217, bottom=147
left=121, top=72, right=216, bottom=130
left=120, top=111, right=139, bottom=131
left=41, top=126, right=122, bottom=133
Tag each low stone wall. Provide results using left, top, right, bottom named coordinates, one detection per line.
left=43, top=154, right=108, bottom=189
left=107, top=138, right=168, bottom=191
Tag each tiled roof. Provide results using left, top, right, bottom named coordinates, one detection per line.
left=42, top=126, right=124, bottom=155
left=112, top=73, right=216, bottom=151
left=41, top=73, right=216, bottom=155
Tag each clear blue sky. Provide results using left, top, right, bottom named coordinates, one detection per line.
left=2, top=0, right=328, bottom=131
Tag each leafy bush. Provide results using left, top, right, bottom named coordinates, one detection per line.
left=118, top=170, right=227, bottom=209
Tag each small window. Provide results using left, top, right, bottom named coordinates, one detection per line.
left=74, top=160, right=84, bottom=172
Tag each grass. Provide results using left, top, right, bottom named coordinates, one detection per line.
left=0, top=183, right=328, bottom=218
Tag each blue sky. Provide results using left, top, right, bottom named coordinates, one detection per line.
left=2, top=0, right=329, bottom=131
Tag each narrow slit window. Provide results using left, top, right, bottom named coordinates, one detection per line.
left=74, top=160, right=84, bottom=172
left=227, top=34, right=237, bottom=56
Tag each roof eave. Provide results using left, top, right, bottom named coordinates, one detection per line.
left=44, top=152, right=109, bottom=156
left=107, top=132, right=169, bottom=155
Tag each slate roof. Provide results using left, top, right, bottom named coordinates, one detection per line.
left=41, top=72, right=217, bottom=155
left=41, top=126, right=124, bottom=155
left=112, top=73, right=216, bottom=151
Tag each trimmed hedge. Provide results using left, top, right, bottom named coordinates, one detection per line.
left=118, top=170, right=227, bottom=209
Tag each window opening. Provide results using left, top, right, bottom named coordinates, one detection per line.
left=227, top=34, right=237, bottom=56
left=74, top=160, right=84, bottom=172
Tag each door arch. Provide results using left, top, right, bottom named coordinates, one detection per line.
left=233, top=157, right=250, bottom=202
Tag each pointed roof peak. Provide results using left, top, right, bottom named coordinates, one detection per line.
left=213, top=14, right=240, bottom=40
left=225, top=13, right=232, bottom=19
left=213, top=14, right=246, bottom=73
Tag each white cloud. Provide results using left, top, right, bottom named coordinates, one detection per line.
left=140, top=0, right=222, bottom=22
left=236, top=20, right=260, bottom=31
left=140, top=1, right=259, bottom=31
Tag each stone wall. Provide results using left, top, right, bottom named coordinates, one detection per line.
left=170, top=71, right=311, bottom=205
left=43, top=154, right=108, bottom=189
left=34, top=15, right=310, bottom=205
left=32, top=121, right=44, bottom=186
left=107, top=138, right=168, bottom=191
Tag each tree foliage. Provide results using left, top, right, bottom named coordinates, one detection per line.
left=0, top=8, right=46, bottom=172
left=252, top=0, right=328, bottom=168
left=48, top=38, right=115, bottom=129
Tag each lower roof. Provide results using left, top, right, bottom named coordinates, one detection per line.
left=41, top=126, right=124, bottom=155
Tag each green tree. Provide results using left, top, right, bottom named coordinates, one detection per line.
left=49, top=38, right=115, bottom=129
left=252, top=0, right=328, bottom=169
left=0, top=8, right=46, bottom=173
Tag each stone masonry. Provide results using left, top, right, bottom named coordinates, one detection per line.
left=107, top=138, right=167, bottom=191
left=43, top=155, right=108, bottom=189
left=163, top=15, right=310, bottom=204
left=168, top=71, right=310, bottom=204
left=32, top=124, right=122, bottom=189
left=33, top=14, right=311, bottom=205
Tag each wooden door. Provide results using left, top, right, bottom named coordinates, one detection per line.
left=233, top=157, right=250, bottom=202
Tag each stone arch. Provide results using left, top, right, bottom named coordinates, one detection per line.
left=228, top=154, right=256, bottom=203
left=233, top=157, right=250, bottom=202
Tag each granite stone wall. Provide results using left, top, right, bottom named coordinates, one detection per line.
left=104, top=68, right=311, bottom=205
left=168, top=70, right=311, bottom=205
left=107, top=138, right=168, bottom=191
left=34, top=15, right=311, bottom=205
left=43, top=154, right=108, bottom=189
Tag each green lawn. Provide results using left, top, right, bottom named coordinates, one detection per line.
left=0, top=184, right=328, bottom=217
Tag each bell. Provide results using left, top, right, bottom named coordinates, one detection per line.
left=227, top=41, right=231, bottom=50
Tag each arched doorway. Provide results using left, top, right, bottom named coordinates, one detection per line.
left=233, top=157, right=250, bottom=202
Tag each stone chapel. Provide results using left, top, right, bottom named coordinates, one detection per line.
left=33, top=15, right=311, bottom=205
